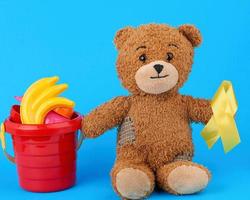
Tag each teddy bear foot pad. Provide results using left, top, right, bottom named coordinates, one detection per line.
left=112, top=163, right=155, bottom=199
left=116, top=168, right=153, bottom=199
left=157, top=161, right=211, bottom=195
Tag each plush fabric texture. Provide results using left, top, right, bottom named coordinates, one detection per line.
left=82, top=23, right=213, bottom=199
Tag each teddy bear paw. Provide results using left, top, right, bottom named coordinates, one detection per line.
left=116, top=167, right=153, bottom=199
left=167, top=165, right=210, bottom=194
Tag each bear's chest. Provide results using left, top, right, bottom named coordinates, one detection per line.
left=117, top=95, right=191, bottom=147
left=128, top=95, right=187, bottom=129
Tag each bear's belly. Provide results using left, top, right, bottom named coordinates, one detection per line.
left=127, top=104, right=192, bottom=146
left=117, top=114, right=194, bottom=170
left=135, top=117, right=194, bottom=160
left=116, top=99, right=193, bottom=168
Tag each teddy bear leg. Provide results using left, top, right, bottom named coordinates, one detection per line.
left=156, top=160, right=211, bottom=195
left=111, top=161, right=155, bottom=199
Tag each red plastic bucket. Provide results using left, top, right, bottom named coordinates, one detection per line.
left=1, top=106, right=83, bottom=192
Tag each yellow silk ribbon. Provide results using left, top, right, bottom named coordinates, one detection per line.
left=201, top=81, right=240, bottom=153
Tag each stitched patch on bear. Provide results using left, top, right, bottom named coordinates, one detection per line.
left=174, top=152, right=193, bottom=161
left=117, top=117, right=135, bottom=147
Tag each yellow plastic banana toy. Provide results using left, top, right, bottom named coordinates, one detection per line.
left=20, top=76, right=75, bottom=124
left=31, top=84, right=68, bottom=111
left=34, top=97, right=75, bottom=124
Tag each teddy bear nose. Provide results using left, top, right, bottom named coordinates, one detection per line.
left=153, top=64, right=164, bottom=74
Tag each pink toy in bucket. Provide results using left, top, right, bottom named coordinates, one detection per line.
left=14, top=96, right=72, bottom=124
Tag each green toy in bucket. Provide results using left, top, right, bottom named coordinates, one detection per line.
left=0, top=76, right=84, bottom=192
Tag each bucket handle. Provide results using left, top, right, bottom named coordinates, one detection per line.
left=77, top=130, right=85, bottom=150
left=0, top=123, right=15, bottom=163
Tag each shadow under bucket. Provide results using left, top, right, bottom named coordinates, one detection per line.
left=2, top=105, right=83, bottom=192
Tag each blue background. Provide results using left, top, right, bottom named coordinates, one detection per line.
left=0, top=0, right=249, bottom=199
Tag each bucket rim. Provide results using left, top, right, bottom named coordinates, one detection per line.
left=4, top=112, right=83, bottom=137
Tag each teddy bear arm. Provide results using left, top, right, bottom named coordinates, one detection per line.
left=82, top=96, right=130, bottom=138
left=184, top=96, right=213, bottom=124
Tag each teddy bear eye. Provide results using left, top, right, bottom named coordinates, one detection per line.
left=139, top=54, right=147, bottom=62
left=166, top=52, right=174, bottom=62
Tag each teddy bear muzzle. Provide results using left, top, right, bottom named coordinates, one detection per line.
left=135, top=60, right=179, bottom=94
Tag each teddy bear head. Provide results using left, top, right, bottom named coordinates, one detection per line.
left=114, top=24, right=202, bottom=95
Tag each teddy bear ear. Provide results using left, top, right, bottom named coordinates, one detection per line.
left=114, top=26, right=135, bottom=50
left=178, top=24, right=202, bottom=47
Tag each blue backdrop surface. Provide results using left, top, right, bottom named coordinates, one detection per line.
left=0, top=0, right=249, bottom=199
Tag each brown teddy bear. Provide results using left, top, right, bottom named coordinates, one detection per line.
left=82, top=23, right=213, bottom=199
